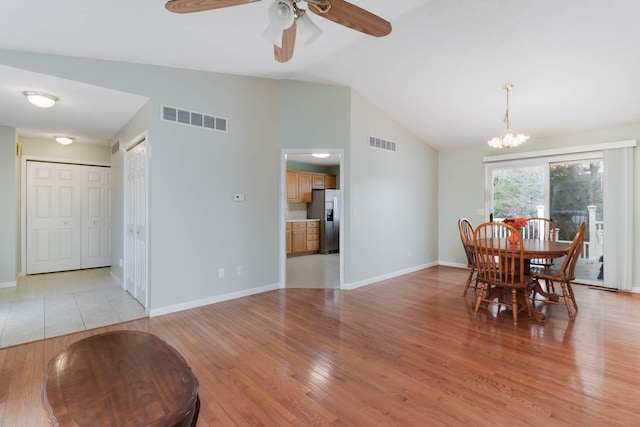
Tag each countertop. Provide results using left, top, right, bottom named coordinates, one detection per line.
left=286, top=219, right=320, bottom=222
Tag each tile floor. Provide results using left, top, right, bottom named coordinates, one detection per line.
left=0, top=267, right=147, bottom=348
left=286, top=253, right=339, bottom=289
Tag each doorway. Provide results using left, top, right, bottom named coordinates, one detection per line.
left=281, top=150, right=344, bottom=289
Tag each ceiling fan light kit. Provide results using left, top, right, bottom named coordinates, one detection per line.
left=262, top=0, right=295, bottom=48
left=165, top=0, right=391, bottom=62
left=295, top=9, right=322, bottom=45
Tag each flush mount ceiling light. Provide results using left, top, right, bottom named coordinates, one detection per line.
left=312, top=153, right=330, bottom=158
left=55, top=136, right=75, bottom=145
left=23, top=91, right=59, bottom=108
left=487, top=83, right=529, bottom=149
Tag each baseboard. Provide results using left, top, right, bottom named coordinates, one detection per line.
left=438, top=261, right=468, bottom=269
left=343, top=262, right=437, bottom=290
left=0, top=280, right=17, bottom=289
left=109, top=271, right=123, bottom=288
left=149, top=282, right=281, bottom=317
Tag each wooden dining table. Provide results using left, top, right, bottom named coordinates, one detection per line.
left=471, top=238, right=572, bottom=321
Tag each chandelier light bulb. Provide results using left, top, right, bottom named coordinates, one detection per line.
left=487, top=83, right=529, bottom=149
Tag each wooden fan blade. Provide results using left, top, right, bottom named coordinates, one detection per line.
left=308, top=0, right=391, bottom=37
left=165, top=0, right=260, bottom=14
left=274, top=23, right=297, bottom=63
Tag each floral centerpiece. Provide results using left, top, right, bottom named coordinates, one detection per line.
left=503, top=217, right=527, bottom=244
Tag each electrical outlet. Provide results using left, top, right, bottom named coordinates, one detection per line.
left=218, top=268, right=224, bottom=279
left=237, top=266, right=243, bottom=276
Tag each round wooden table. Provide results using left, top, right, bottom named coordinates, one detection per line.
left=472, top=238, right=572, bottom=321
left=42, top=330, right=200, bottom=427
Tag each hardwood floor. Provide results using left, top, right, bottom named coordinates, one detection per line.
left=2, top=266, right=640, bottom=426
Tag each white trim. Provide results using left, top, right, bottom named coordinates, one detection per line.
left=0, top=280, right=17, bottom=289
left=280, top=149, right=345, bottom=290
left=110, top=270, right=124, bottom=288
left=149, top=282, right=280, bottom=317
left=343, top=262, right=436, bottom=290
left=483, top=140, right=636, bottom=163
left=123, top=131, right=150, bottom=311
left=20, top=155, right=112, bottom=275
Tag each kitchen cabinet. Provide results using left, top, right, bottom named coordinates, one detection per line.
left=298, top=173, right=312, bottom=202
left=286, top=171, right=299, bottom=202
left=306, top=221, right=319, bottom=251
left=291, top=222, right=307, bottom=254
left=288, top=170, right=337, bottom=201
left=324, top=174, right=336, bottom=189
left=312, top=174, right=325, bottom=189
left=287, top=220, right=320, bottom=256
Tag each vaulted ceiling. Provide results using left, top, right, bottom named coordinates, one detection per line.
left=2, top=0, right=640, bottom=149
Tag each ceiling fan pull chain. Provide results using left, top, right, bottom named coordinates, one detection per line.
left=307, top=0, right=331, bottom=14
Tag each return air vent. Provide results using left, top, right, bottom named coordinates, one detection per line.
left=369, top=135, right=397, bottom=152
left=161, top=105, right=228, bottom=133
left=111, top=140, right=120, bottom=155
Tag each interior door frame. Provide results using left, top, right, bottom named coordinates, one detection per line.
left=279, top=149, right=345, bottom=289
left=124, top=132, right=150, bottom=310
left=20, top=155, right=110, bottom=277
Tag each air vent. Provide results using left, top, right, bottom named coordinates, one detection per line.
left=161, top=105, right=228, bottom=133
left=369, top=135, right=397, bottom=152
left=111, top=140, right=120, bottom=155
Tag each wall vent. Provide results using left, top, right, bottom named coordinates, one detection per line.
left=111, top=140, right=120, bottom=155
left=369, top=135, right=397, bottom=152
left=161, top=105, right=228, bottom=133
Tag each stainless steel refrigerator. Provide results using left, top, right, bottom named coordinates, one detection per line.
left=307, top=189, right=340, bottom=254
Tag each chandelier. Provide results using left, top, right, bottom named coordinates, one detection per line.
left=487, top=83, right=529, bottom=149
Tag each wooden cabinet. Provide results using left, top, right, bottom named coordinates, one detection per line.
left=312, top=174, right=325, bottom=189
left=286, top=171, right=299, bottom=202
left=298, top=173, right=312, bottom=203
left=291, top=222, right=307, bottom=254
left=306, top=221, right=319, bottom=251
left=286, top=171, right=316, bottom=203
left=287, top=220, right=320, bottom=256
left=324, top=174, right=336, bottom=189
left=288, top=170, right=337, bottom=201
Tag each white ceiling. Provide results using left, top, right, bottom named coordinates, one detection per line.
left=1, top=0, right=640, bottom=150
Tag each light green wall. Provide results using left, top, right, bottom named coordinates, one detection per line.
left=348, top=91, right=438, bottom=285
left=0, top=126, right=18, bottom=284
left=438, top=123, right=640, bottom=291
left=0, top=49, right=282, bottom=310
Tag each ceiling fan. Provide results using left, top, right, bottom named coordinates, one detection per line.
left=165, top=0, right=392, bottom=63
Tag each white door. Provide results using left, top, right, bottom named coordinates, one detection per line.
left=27, top=162, right=82, bottom=274
left=125, top=139, right=148, bottom=308
left=81, top=166, right=112, bottom=268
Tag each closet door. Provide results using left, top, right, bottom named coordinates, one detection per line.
left=27, top=162, right=82, bottom=274
left=81, top=166, right=112, bottom=268
left=125, top=139, right=148, bottom=308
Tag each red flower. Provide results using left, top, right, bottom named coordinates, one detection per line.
left=503, top=217, right=528, bottom=229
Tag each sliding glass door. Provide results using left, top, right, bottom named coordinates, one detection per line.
left=488, top=153, right=604, bottom=285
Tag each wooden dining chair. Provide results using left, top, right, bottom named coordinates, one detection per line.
left=523, top=217, right=557, bottom=267
left=529, top=222, right=586, bottom=320
left=458, top=218, right=478, bottom=296
left=473, top=222, right=533, bottom=326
